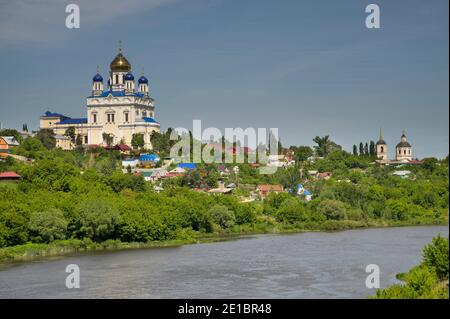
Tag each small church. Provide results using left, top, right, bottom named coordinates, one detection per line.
left=376, top=129, right=416, bottom=164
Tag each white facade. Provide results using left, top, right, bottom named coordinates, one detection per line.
left=395, top=131, right=412, bottom=162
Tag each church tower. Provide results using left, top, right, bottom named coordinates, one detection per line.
left=376, top=127, right=388, bottom=160
left=92, top=66, right=104, bottom=96
left=109, top=41, right=131, bottom=91
left=396, top=130, right=412, bottom=161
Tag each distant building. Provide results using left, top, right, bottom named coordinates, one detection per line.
left=376, top=128, right=388, bottom=161
left=0, top=171, right=21, bottom=181
left=396, top=130, right=412, bottom=162
left=375, top=129, right=415, bottom=164
left=257, top=184, right=284, bottom=199
left=39, top=44, right=160, bottom=150
left=296, top=184, right=313, bottom=201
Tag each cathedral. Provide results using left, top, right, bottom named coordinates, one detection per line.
left=40, top=45, right=160, bottom=150
left=376, top=129, right=413, bottom=163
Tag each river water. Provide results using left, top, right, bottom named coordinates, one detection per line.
left=0, top=226, right=447, bottom=299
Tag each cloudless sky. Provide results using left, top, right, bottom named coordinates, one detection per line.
left=0, top=0, right=448, bottom=158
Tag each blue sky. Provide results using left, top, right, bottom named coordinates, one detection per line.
left=0, top=0, right=448, bottom=158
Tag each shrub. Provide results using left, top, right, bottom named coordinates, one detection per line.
left=317, top=199, right=347, bottom=220
left=28, top=209, right=68, bottom=243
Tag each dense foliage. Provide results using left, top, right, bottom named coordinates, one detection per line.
left=0, top=137, right=448, bottom=258
left=372, top=235, right=449, bottom=299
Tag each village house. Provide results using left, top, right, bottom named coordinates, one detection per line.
left=257, top=184, right=284, bottom=199
left=0, top=171, right=21, bottom=182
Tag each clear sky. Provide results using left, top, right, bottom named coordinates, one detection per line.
left=0, top=0, right=448, bottom=159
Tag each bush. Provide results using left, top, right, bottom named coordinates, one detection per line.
left=28, top=209, right=68, bottom=243
left=275, top=198, right=309, bottom=224
left=422, top=235, right=449, bottom=280
left=209, top=205, right=236, bottom=229
left=74, top=199, right=120, bottom=242
left=317, top=199, right=347, bottom=220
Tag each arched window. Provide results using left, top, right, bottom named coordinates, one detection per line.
left=381, top=146, right=384, bottom=152
left=115, top=74, right=119, bottom=84
left=404, top=150, right=406, bottom=155
left=399, top=150, right=401, bottom=155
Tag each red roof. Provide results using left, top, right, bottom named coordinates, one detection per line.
left=116, top=144, right=132, bottom=151
left=258, top=184, right=283, bottom=192
left=0, top=171, right=21, bottom=178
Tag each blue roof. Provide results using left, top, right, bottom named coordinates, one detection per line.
left=142, top=117, right=159, bottom=124
left=124, top=73, right=134, bottom=81
left=304, top=190, right=312, bottom=196
left=93, top=73, right=103, bottom=82
left=138, top=76, right=148, bottom=84
left=43, top=111, right=69, bottom=118
left=297, top=184, right=304, bottom=190
left=89, top=90, right=146, bottom=98
left=178, top=163, right=197, bottom=170
left=139, top=154, right=160, bottom=162
left=57, top=118, right=87, bottom=125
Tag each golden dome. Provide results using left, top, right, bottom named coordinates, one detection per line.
left=110, top=53, right=131, bottom=72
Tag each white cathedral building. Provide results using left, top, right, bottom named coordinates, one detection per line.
left=40, top=45, right=160, bottom=150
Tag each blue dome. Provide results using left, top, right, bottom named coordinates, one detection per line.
left=124, top=73, right=134, bottom=81
left=138, top=75, right=148, bottom=84
left=92, top=73, right=103, bottom=82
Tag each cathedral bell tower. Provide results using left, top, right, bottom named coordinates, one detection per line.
left=376, top=127, right=388, bottom=161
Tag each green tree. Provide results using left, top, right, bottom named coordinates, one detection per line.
left=36, top=129, right=56, bottom=150
left=294, top=146, right=313, bottom=162
left=422, top=235, right=449, bottom=280
left=364, top=142, right=369, bottom=156
left=131, top=133, right=145, bottom=149
left=317, top=199, right=347, bottom=220
left=353, top=144, right=358, bottom=156
left=28, top=209, right=68, bottom=243
left=102, top=133, right=114, bottom=147
left=313, top=135, right=341, bottom=157
left=359, top=142, right=364, bottom=156
left=16, top=137, right=47, bottom=159
left=65, top=127, right=76, bottom=143
left=209, top=205, right=236, bottom=229
left=74, top=199, right=120, bottom=242
left=75, top=134, right=83, bottom=146
left=369, top=140, right=376, bottom=156
left=276, top=198, right=309, bottom=224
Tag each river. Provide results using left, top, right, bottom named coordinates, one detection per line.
left=0, top=226, right=447, bottom=299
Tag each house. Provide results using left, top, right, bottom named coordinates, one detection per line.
left=392, top=170, right=412, bottom=178
left=169, top=167, right=187, bottom=174
left=317, top=172, right=332, bottom=180
left=0, top=136, right=20, bottom=147
left=257, top=184, right=284, bottom=199
left=208, top=180, right=233, bottom=195
left=296, top=184, right=313, bottom=201
left=54, top=135, right=73, bottom=150
left=217, top=165, right=231, bottom=176
left=122, top=158, right=139, bottom=169
left=139, top=154, right=160, bottom=163
left=0, top=171, right=21, bottom=181
left=149, top=168, right=168, bottom=182
left=116, top=144, right=132, bottom=154
left=153, top=185, right=164, bottom=193
left=268, top=154, right=286, bottom=167
left=177, top=163, right=197, bottom=170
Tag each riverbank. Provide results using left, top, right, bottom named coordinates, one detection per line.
left=1, top=218, right=447, bottom=266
